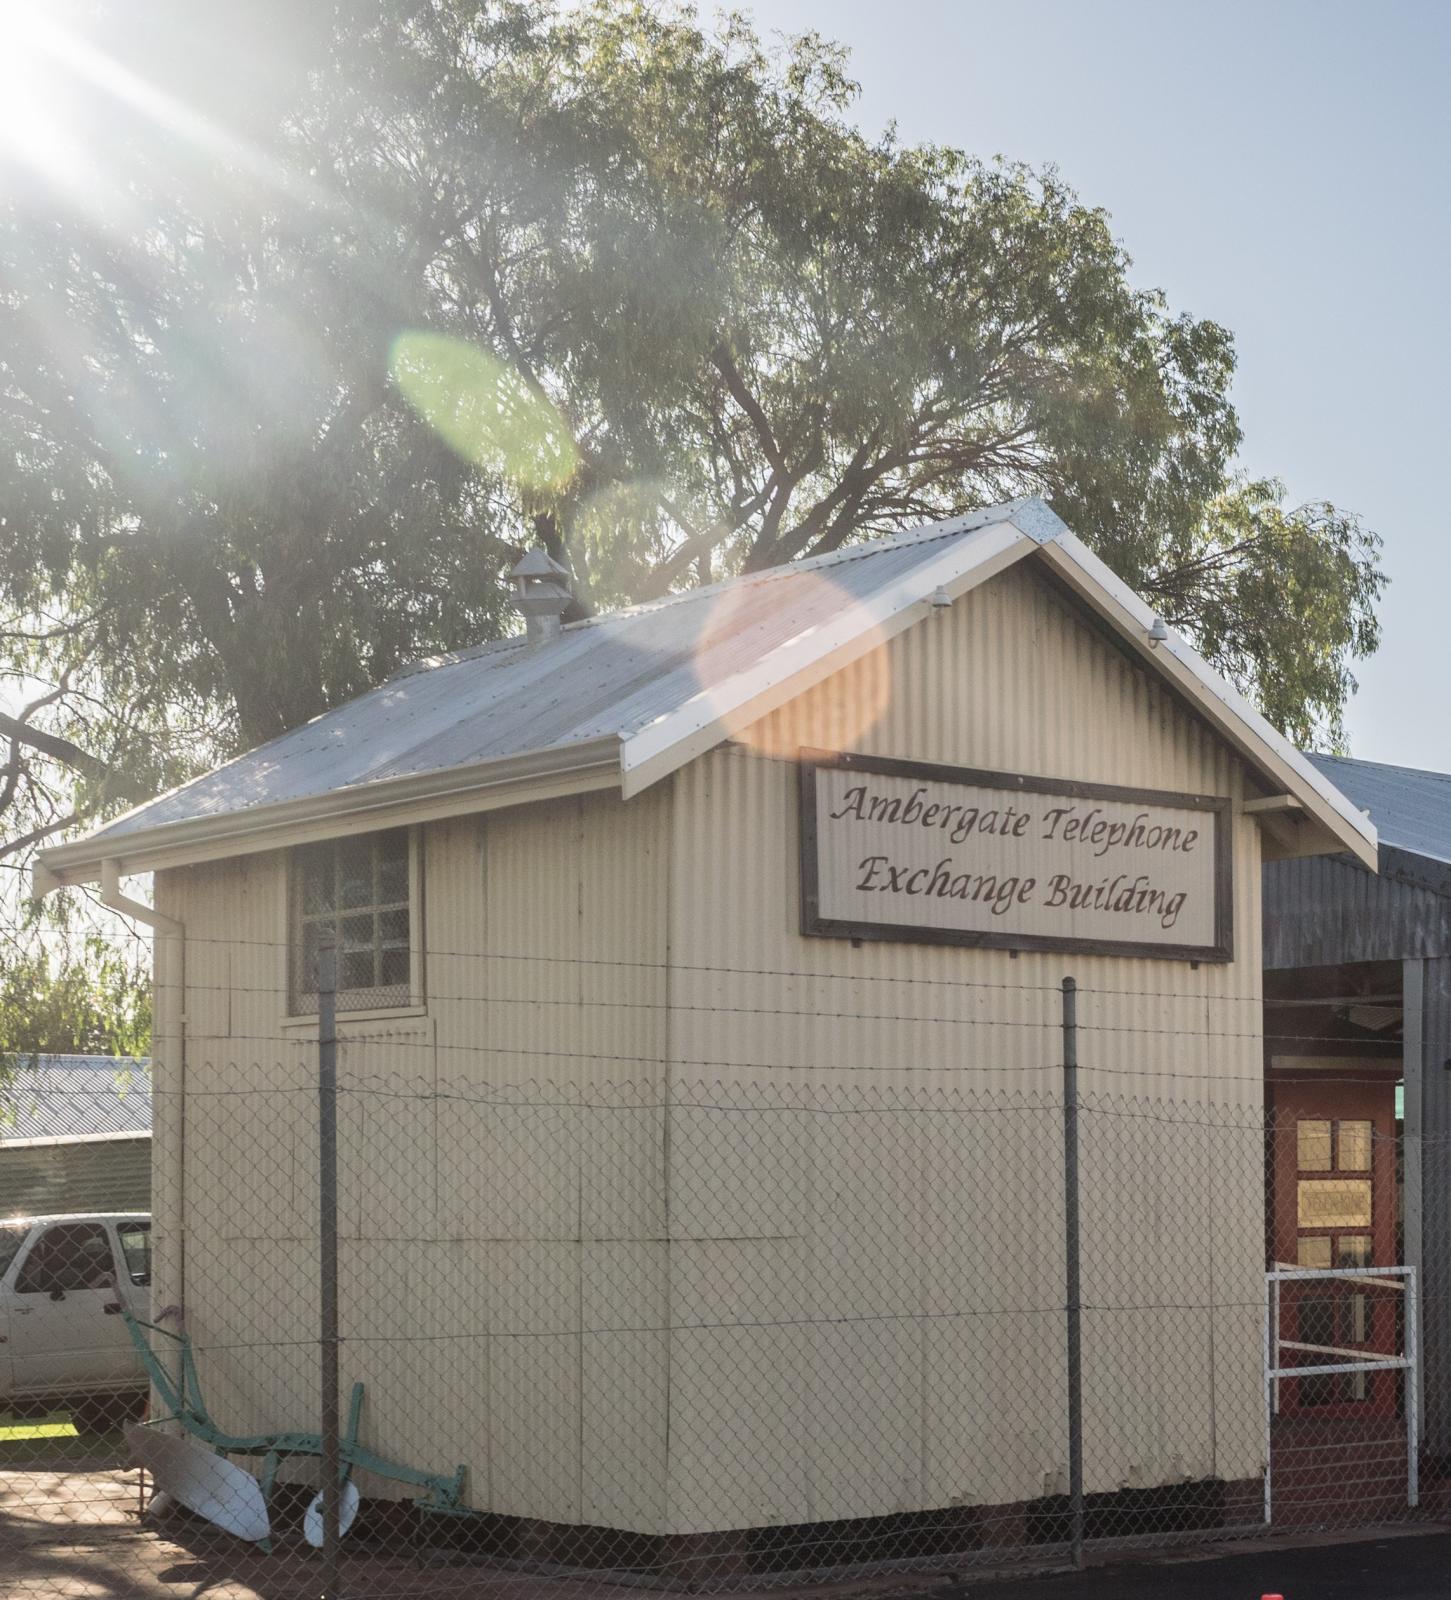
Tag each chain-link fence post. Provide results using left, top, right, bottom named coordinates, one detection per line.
left=317, top=935, right=342, bottom=1600
left=1061, top=974, right=1084, bottom=1567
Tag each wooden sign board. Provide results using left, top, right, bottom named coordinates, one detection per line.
left=799, top=750, right=1232, bottom=962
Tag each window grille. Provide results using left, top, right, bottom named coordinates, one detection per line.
left=289, top=829, right=416, bottom=1013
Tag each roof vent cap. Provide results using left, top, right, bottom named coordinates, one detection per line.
left=510, top=548, right=572, bottom=643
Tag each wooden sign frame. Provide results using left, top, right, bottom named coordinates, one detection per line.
left=798, top=748, right=1234, bottom=963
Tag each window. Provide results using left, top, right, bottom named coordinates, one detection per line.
left=117, top=1221, right=152, bottom=1286
left=17, top=1223, right=116, bottom=1294
left=0, top=1222, right=27, bottom=1283
left=1297, top=1119, right=1332, bottom=1170
left=290, top=829, right=418, bottom=1013
left=1338, top=1120, right=1372, bottom=1172
left=1295, top=1117, right=1374, bottom=1173
left=1297, top=1236, right=1332, bottom=1270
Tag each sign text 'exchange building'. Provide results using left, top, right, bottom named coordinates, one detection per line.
left=799, top=752, right=1232, bottom=962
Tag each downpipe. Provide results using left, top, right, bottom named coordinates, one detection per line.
left=94, top=859, right=188, bottom=1428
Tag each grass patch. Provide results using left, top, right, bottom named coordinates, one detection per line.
left=0, top=1409, right=126, bottom=1467
left=0, top=1417, right=77, bottom=1441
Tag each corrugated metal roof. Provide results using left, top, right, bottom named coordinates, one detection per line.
left=1307, top=754, right=1451, bottom=869
left=37, top=495, right=1378, bottom=877
left=0, top=1055, right=151, bottom=1142
left=86, top=503, right=1029, bottom=841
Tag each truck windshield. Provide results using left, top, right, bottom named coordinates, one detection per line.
left=0, top=1222, right=28, bottom=1282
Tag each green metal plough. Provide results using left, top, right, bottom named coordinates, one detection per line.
left=124, top=1310, right=471, bottom=1547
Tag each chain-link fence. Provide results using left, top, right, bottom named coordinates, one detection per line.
left=0, top=936, right=1429, bottom=1598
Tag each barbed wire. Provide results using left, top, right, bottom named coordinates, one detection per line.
left=0, top=920, right=1288, bottom=1000
left=1, top=1042, right=1409, bottom=1092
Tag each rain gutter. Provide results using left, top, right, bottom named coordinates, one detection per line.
left=34, top=735, right=624, bottom=887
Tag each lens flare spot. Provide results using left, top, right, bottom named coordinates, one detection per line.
left=691, top=569, right=892, bottom=757
left=389, top=331, right=579, bottom=492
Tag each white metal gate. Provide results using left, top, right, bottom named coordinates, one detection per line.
left=1264, top=1263, right=1420, bottom=1524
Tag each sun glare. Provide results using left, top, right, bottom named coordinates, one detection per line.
left=0, top=5, right=88, bottom=183
left=0, top=1, right=306, bottom=211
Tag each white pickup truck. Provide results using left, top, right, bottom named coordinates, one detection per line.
left=0, top=1213, right=151, bottom=1431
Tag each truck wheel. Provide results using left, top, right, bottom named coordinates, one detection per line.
left=70, top=1395, right=134, bottom=1434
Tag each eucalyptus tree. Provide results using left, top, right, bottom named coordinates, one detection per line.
left=0, top=0, right=1384, bottom=872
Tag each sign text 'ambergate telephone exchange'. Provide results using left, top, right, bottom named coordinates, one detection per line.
left=799, top=752, right=1232, bottom=962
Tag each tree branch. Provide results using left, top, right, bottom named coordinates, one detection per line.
left=710, top=341, right=788, bottom=479
left=0, top=714, right=116, bottom=791
left=0, top=809, right=84, bottom=862
left=637, top=488, right=772, bottom=600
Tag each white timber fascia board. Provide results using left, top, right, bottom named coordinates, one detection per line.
left=1035, top=534, right=1378, bottom=869
left=0, top=1129, right=152, bottom=1152
left=617, top=521, right=1032, bottom=799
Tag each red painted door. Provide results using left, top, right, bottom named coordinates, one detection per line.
left=1268, top=1077, right=1398, bottom=1416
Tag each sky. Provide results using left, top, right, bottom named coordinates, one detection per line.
left=757, top=0, right=1451, bottom=771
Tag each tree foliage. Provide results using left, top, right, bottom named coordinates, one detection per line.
left=0, top=0, right=1386, bottom=871
left=0, top=931, right=151, bottom=1072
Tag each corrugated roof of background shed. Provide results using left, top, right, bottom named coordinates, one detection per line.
left=90, top=504, right=1025, bottom=841
left=1306, top=754, right=1451, bottom=868
left=0, top=1056, right=151, bottom=1142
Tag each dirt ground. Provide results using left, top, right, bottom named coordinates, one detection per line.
left=0, top=1461, right=949, bottom=1600
left=4, top=1461, right=1451, bottom=1600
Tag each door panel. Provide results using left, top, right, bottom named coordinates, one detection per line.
left=1270, top=1078, right=1399, bottom=1417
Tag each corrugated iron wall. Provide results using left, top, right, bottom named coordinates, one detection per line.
left=154, top=792, right=674, bottom=1530
left=1420, top=958, right=1451, bottom=1453
left=665, top=561, right=1265, bottom=1528
left=697, top=561, right=1262, bottom=1109
left=1264, top=852, right=1451, bottom=968
left=0, top=1134, right=150, bottom=1216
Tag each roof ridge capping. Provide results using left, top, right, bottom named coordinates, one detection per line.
left=1001, top=496, right=1070, bottom=545
left=386, top=501, right=1054, bottom=683
left=575, top=497, right=1047, bottom=626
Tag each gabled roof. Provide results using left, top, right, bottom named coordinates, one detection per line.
left=0, top=1056, right=151, bottom=1143
left=38, top=497, right=1377, bottom=885
left=1306, top=754, right=1451, bottom=891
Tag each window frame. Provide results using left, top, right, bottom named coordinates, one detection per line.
left=115, top=1219, right=153, bottom=1287
left=15, top=1221, right=118, bottom=1295
left=285, top=827, right=425, bottom=1021
left=0, top=1222, right=29, bottom=1285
